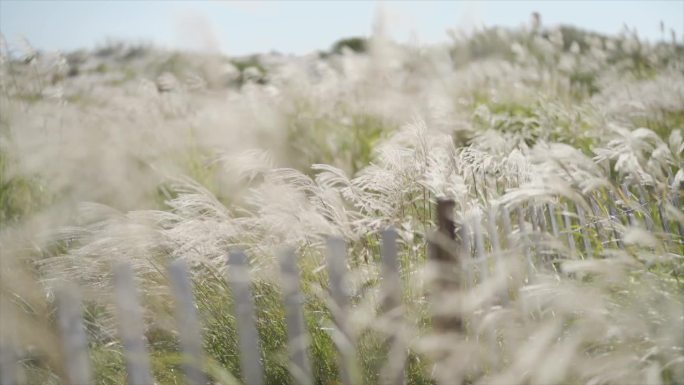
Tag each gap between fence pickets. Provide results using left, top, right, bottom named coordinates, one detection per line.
left=575, top=204, right=593, bottom=259
left=588, top=195, right=610, bottom=248
left=168, top=259, right=210, bottom=385
left=606, top=190, right=625, bottom=249
left=635, top=184, right=655, bottom=232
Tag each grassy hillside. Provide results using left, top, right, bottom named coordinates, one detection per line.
left=1, top=24, right=683, bottom=385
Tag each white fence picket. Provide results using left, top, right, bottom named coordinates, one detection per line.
left=55, top=284, right=92, bottom=385
left=168, top=260, right=208, bottom=385
left=280, top=248, right=313, bottom=385
left=547, top=203, right=560, bottom=238
left=0, top=332, right=21, bottom=385
left=562, top=202, right=577, bottom=257
left=326, top=237, right=357, bottom=385
left=379, top=228, right=406, bottom=385
left=113, top=262, right=154, bottom=385
left=227, top=250, right=265, bottom=385
left=23, top=196, right=683, bottom=385
left=606, top=190, right=625, bottom=249
left=472, top=212, right=488, bottom=281
left=575, top=205, right=593, bottom=259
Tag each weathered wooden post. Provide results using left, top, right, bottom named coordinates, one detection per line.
left=429, top=199, right=463, bottom=333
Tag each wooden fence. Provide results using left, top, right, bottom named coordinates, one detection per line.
left=1, top=183, right=682, bottom=385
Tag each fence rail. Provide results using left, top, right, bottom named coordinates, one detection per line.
left=1, top=183, right=682, bottom=385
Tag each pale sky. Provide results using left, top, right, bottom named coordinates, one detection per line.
left=1, top=1, right=682, bottom=56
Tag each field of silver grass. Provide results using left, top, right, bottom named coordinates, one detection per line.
left=1, top=22, right=684, bottom=385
